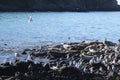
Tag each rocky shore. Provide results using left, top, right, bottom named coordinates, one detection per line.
left=1, top=40, right=120, bottom=80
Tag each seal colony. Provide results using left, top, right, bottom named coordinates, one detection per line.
left=1, top=40, right=120, bottom=80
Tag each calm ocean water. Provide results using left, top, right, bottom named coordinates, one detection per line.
left=0, top=12, right=120, bottom=49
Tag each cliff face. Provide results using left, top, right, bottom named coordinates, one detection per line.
left=0, top=0, right=119, bottom=11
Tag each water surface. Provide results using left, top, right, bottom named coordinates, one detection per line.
left=0, top=12, right=120, bottom=49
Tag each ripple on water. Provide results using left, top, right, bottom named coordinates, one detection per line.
left=0, top=12, right=120, bottom=53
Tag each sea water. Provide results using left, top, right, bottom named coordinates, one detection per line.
left=0, top=12, right=120, bottom=49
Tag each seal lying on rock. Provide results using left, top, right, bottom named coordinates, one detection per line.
left=1, top=40, right=120, bottom=80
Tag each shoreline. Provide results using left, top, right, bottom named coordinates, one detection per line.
left=1, top=10, right=120, bottom=12
left=0, top=40, right=120, bottom=79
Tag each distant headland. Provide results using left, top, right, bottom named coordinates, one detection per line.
left=0, top=0, right=120, bottom=12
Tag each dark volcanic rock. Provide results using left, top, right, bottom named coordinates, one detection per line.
left=49, top=50, right=67, bottom=58
left=1, top=40, right=120, bottom=80
left=0, top=0, right=119, bottom=11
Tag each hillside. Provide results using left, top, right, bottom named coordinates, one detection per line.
left=0, top=0, right=119, bottom=11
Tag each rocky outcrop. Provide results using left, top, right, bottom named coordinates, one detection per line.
left=0, top=0, right=119, bottom=11
left=1, top=40, right=120, bottom=79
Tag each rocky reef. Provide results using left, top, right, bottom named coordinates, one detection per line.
left=1, top=40, right=120, bottom=80
left=0, top=0, right=119, bottom=11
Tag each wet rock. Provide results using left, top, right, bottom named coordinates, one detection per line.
left=43, top=63, right=50, bottom=71
left=14, top=61, right=33, bottom=73
left=53, top=44, right=63, bottom=49
left=82, top=55, right=93, bottom=61
left=0, top=67, right=3, bottom=76
left=4, top=44, right=7, bottom=46
left=1, top=62, right=11, bottom=67
left=2, top=66, right=17, bottom=76
left=60, top=67, right=80, bottom=75
left=70, top=44, right=86, bottom=51
left=32, top=50, right=47, bottom=57
left=49, top=50, right=67, bottom=58
left=14, top=72, right=27, bottom=80
left=21, top=51, right=27, bottom=55
left=21, top=49, right=32, bottom=55
left=1, top=40, right=120, bottom=80
left=4, top=77, right=15, bottom=80
left=103, top=40, right=116, bottom=46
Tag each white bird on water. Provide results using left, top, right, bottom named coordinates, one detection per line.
left=14, top=52, right=20, bottom=60
left=28, top=16, right=33, bottom=23
left=15, top=52, right=19, bottom=58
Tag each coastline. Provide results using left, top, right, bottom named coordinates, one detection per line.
left=0, top=40, right=120, bottom=80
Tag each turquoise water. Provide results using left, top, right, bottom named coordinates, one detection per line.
left=0, top=12, right=120, bottom=49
